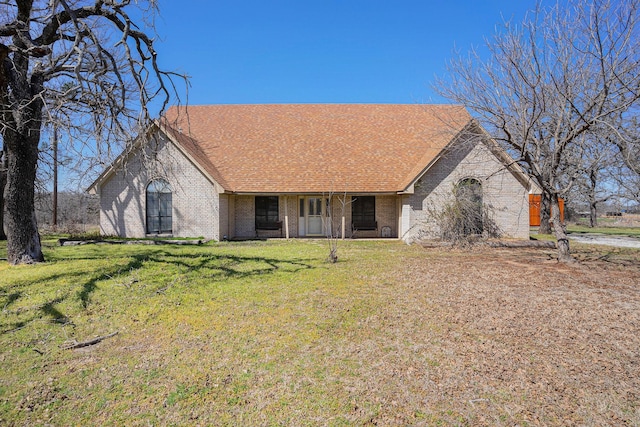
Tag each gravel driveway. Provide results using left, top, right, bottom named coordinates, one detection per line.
left=569, top=233, right=640, bottom=248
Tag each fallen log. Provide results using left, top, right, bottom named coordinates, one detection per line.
left=59, top=238, right=204, bottom=246
left=485, top=240, right=556, bottom=248
left=421, top=239, right=556, bottom=249
left=61, top=331, right=118, bottom=350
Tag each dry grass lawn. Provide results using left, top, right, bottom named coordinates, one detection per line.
left=1, top=240, right=639, bottom=425
left=394, top=245, right=640, bottom=426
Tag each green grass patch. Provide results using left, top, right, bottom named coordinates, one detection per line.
left=531, top=223, right=640, bottom=239
left=567, top=224, right=640, bottom=237
left=0, top=239, right=420, bottom=425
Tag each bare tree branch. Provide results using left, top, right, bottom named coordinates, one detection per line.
left=433, top=0, right=640, bottom=261
left=0, top=0, right=187, bottom=264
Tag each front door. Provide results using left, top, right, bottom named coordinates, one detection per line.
left=306, top=197, right=324, bottom=236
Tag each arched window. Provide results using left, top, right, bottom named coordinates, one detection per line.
left=455, top=178, right=483, bottom=235
left=146, top=179, right=172, bottom=234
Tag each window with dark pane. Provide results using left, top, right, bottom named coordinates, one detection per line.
left=455, top=178, right=483, bottom=235
left=255, top=196, right=279, bottom=226
left=351, top=196, right=376, bottom=230
left=146, top=179, right=172, bottom=234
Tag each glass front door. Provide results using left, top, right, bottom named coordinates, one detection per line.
left=306, top=197, right=324, bottom=236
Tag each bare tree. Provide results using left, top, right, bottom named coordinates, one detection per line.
left=434, top=0, right=640, bottom=261
left=583, top=168, right=611, bottom=227
left=607, top=115, right=640, bottom=178
left=0, top=0, right=185, bottom=264
left=34, top=190, right=98, bottom=233
left=565, top=134, right=622, bottom=227
left=323, top=191, right=351, bottom=263
left=614, top=167, right=640, bottom=204
left=598, top=115, right=640, bottom=204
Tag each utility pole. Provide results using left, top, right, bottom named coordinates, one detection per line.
left=0, top=144, right=6, bottom=240
left=52, top=125, right=58, bottom=230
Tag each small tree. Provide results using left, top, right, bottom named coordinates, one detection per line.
left=323, top=190, right=351, bottom=263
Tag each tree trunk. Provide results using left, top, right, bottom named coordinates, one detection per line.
left=551, top=194, right=573, bottom=262
left=589, top=199, right=598, bottom=228
left=4, top=130, right=44, bottom=264
left=1, top=25, right=45, bottom=264
left=588, top=170, right=597, bottom=228
left=0, top=45, right=8, bottom=242
left=0, top=160, right=6, bottom=241
left=539, top=191, right=552, bottom=234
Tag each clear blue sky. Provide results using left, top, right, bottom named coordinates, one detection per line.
left=152, top=0, right=544, bottom=106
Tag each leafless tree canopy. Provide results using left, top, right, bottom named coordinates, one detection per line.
left=0, top=0, right=186, bottom=264
left=434, top=0, right=640, bottom=261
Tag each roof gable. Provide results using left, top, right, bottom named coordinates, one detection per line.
left=160, top=104, right=473, bottom=193
left=402, top=119, right=539, bottom=193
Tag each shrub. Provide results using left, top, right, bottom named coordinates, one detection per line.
left=431, top=183, right=501, bottom=245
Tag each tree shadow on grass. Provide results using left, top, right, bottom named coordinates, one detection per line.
left=41, top=296, right=69, bottom=322
left=77, top=252, right=151, bottom=309
left=1, top=294, right=69, bottom=335
left=1, top=246, right=316, bottom=334
left=155, top=252, right=314, bottom=279
left=1, top=253, right=155, bottom=334
left=2, top=291, right=21, bottom=309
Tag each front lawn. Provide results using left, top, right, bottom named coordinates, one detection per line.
left=1, top=239, right=639, bottom=425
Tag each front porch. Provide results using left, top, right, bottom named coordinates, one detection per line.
left=224, top=194, right=400, bottom=240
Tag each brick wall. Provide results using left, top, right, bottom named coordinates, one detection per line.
left=401, top=139, right=530, bottom=242
left=282, top=196, right=298, bottom=238
left=376, top=195, right=398, bottom=238
left=234, top=195, right=255, bottom=238
left=98, top=132, right=221, bottom=239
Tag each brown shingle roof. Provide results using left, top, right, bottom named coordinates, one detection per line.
left=160, top=104, right=472, bottom=193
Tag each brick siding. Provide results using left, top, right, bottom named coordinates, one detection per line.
left=401, top=139, right=530, bottom=242
left=98, top=132, right=221, bottom=239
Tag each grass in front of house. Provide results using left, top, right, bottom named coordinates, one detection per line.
left=0, top=239, right=422, bottom=425
left=1, top=238, right=639, bottom=425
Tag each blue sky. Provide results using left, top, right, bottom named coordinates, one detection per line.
left=152, top=1, right=543, bottom=106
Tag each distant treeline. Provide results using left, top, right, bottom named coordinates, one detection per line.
left=34, top=191, right=99, bottom=233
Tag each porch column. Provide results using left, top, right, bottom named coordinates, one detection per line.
left=284, top=197, right=290, bottom=239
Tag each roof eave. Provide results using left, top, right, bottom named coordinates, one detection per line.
left=157, top=120, right=230, bottom=193
left=399, top=119, right=540, bottom=194
left=399, top=119, right=475, bottom=193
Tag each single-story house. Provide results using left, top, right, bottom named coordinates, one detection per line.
left=88, top=104, right=537, bottom=242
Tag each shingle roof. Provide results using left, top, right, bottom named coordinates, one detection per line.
left=159, top=104, right=472, bottom=193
